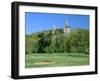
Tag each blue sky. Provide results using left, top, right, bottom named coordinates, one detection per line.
left=25, top=12, right=89, bottom=34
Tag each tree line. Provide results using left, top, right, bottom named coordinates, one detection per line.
left=25, top=29, right=89, bottom=54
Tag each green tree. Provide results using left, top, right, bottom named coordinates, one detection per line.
left=37, top=32, right=52, bottom=53
left=25, top=38, right=33, bottom=54
left=65, top=29, right=89, bottom=54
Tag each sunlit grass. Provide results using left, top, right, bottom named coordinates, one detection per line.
left=25, top=53, right=89, bottom=68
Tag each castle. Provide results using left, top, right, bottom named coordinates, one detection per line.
left=51, top=21, right=71, bottom=35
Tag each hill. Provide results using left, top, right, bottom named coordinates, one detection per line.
left=25, top=29, right=89, bottom=54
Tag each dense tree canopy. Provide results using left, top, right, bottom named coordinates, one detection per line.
left=25, top=29, right=89, bottom=54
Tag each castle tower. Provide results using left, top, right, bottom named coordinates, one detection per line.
left=52, top=24, right=56, bottom=34
left=63, top=20, right=70, bottom=34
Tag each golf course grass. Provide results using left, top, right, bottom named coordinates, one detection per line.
left=25, top=53, right=89, bottom=68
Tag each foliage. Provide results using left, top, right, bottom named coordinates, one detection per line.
left=25, top=29, right=89, bottom=54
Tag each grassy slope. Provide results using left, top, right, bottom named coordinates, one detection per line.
left=25, top=53, right=89, bottom=68
left=26, top=30, right=50, bottom=40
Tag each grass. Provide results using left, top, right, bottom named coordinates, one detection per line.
left=25, top=53, right=89, bottom=68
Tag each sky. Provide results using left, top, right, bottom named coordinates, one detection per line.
left=25, top=12, right=89, bottom=34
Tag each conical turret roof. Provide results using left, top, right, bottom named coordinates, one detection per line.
left=64, top=20, right=70, bottom=28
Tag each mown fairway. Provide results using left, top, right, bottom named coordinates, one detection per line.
left=25, top=53, right=89, bottom=68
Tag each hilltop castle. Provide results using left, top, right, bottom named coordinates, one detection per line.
left=51, top=21, right=71, bottom=35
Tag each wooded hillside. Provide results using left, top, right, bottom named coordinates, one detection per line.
left=25, top=29, right=89, bottom=54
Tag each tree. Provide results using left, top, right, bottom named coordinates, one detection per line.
left=65, top=29, right=89, bottom=54
left=37, top=32, right=52, bottom=53
left=25, top=38, right=33, bottom=54
left=25, top=29, right=89, bottom=54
